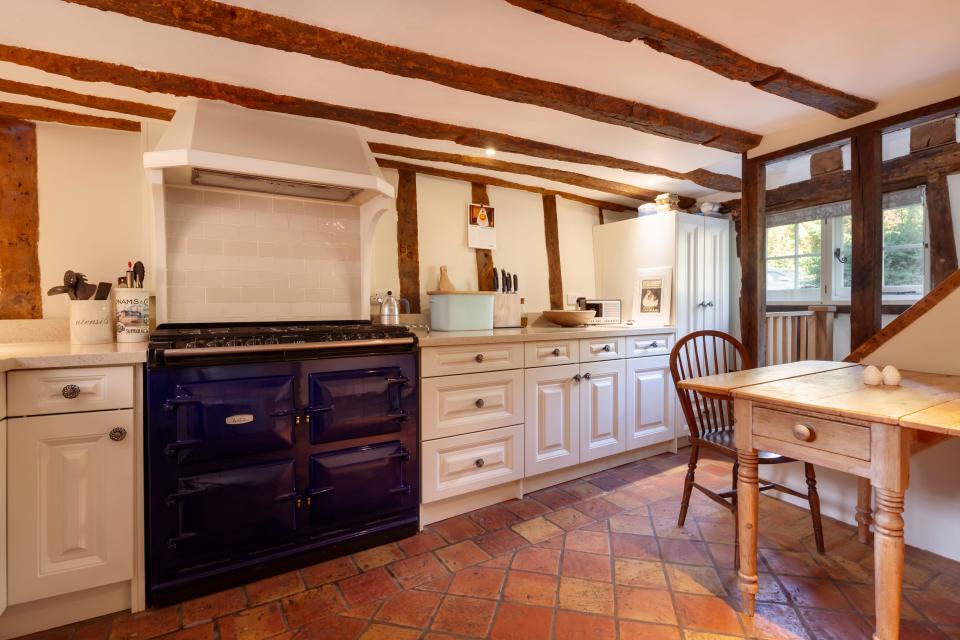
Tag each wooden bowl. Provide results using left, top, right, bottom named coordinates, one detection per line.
left=541, top=310, right=596, bottom=327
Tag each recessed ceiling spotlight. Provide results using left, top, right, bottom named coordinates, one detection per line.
left=484, top=147, right=497, bottom=156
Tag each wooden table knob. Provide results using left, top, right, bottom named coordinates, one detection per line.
left=793, top=423, right=816, bottom=442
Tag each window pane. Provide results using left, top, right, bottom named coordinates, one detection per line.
left=883, top=247, right=924, bottom=288
left=883, top=204, right=924, bottom=247
left=766, top=258, right=795, bottom=290
left=766, top=224, right=795, bottom=258
left=798, top=255, right=821, bottom=289
left=797, top=220, right=821, bottom=255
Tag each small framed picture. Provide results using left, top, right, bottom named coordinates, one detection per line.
left=632, top=266, right=672, bottom=326
left=467, top=203, right=496, bottom=249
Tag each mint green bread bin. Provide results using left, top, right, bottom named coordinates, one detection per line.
left=428, top=292, right=495, bottom=331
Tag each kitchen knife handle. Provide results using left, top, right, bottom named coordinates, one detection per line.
left=512, top=274, right=518, bottom=293
left=492, top=269, right=498, bottom=292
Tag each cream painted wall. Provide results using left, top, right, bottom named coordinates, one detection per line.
left=34, top=122, right=149, bottom=319
left=372, top=169, right=602, bottom=315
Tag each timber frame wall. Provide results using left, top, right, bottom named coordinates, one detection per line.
left=738, top=95, right=960, bottom=365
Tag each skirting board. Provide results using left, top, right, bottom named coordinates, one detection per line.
left=0, top=581, right=130, bottom=640
left=420, top=440, right=674, bottom=526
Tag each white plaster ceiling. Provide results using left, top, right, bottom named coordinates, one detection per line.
left=1, top=0, right=959, bottom=202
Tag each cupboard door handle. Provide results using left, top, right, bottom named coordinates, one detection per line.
left=474, top=458, right=485, bottom=468
left=705, top=301, right=715, bottom=308
left=552, top=348, right=561, bottom=357
left=475, top=354, right=485, bottom=363
left=573, top=374, right=582, bottom=382
left=475, top=398, right=485, bottom=409
left=109, top=427, right=127, bottom=441
left=62, top=384, right=81, bottom=399
left=583, top=372, right=592, bottom=380
left=650, top=341, right=659, bottom=348
left=793, top=423, right=816, bottom=442
left=602, top=344, right=611, bottom=352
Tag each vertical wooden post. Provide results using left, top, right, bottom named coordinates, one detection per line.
left=598, top=206, right=605, bottom=225
left=472, top=182, right=496, bottom=291
left=926, top=172, right=957, bottom=287
left=395, top=169, right=421, bottom=313
left=543, top=194, right=564, bottom=310
left=808, top=305, right=835, bottom=360
left=0, top=117, right=41, bottom=319
left=739, top=156, right=766, bottom=366
left=850, top=130, right=883, bottom=352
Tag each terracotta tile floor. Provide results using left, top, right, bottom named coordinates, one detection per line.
left=21, top=450, right=960, bottom=639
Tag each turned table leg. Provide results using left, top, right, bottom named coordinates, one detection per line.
left=857, top=477, right=874, bottom=544
left=873, top=487, right=905, bottom=640
left=737, top=448, right=760, bottom=616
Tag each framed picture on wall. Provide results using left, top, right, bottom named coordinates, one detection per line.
left=467, top=203, right=496, bottom=249
left=632, top=266, right=672, bottom=326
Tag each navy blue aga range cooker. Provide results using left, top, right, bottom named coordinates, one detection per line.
left=145, top=321, right=418, bottom=605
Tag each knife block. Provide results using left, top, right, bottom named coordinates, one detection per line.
left=493, top=293, right=521, bottom=328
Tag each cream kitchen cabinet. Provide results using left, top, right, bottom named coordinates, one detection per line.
left=524, top=364, right=580, bottom=476
left=7, top=409, right=134, bottom=605
left=578, top=359, right=627, bottom=462
left=625, top=355, right=674, bottom=450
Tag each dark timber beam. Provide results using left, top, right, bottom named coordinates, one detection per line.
left=739, top=157, right=766, bottom=366
left=849, top=130, right=883, bottom=353
left=66, top=0, right=762, bottom=152
left=0, top=100, right=139, bottom=131
left=375, top=158, right=635, bottom=213
left=542, top=195, right=564, bottom=309
left=0, top=78, right=173, bottom=120
left=395, top=169, right=421, bottom=313
left=0, top=117, right=41, bottom=319
left=0, top=44, right=739, bottom=193
left=369, top=143, right=694, bottom=207
left=471, top=183, right=496, bottom=292
left=508, top=0, right=876, bottom=119
left=925, top=173, right=958, bottom=287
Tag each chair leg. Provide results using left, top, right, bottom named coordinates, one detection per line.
left=805, top=463, right=825, bottom=554
left=678, top=444, right=700, bottom=527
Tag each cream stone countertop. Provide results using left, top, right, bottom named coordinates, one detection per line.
left=0, top=341, right=147, bottom=372
left=414, top=324, right=675, bottom=347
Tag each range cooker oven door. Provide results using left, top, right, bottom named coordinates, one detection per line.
left=164, top=375, right=297, bottom=464
left=308, top=441, right=413, bottom=532
left=166, top=459, right=299, bottom=564
left=307, top=367, right=408, bottom=443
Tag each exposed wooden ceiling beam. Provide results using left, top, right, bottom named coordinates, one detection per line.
left=0, top=100, right=139, bottom=131
left=64, top=0, right=761, bottom=152
left=369, top=143, right=696, bottom=208
left=507, top=0, right=877, bottom=119
left=0, top=78, right=173, bottom=120
left=376, top=158, right=635, bottom=213
left=0, top=44, right=739, bottom=193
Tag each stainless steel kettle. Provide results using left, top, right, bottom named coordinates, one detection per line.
left=378, top=291, right=410, bottom=325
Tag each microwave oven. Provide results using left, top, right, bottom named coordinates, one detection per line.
left=582, top=299, right=621, bottom=325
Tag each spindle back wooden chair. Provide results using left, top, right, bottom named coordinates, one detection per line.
left=669, top=330, right=825, bottom=556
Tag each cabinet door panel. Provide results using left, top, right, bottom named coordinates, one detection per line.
left=625, top=356, right=674, bottom=450
left=8, top=410, right=133, bottom=604
left=579, top=360, right=626, bottom=462
left=524, top=364, right=580, bottom=476
left=676, top=217, right=703, bottom=335
left=702, top=217, right=730, bottom=333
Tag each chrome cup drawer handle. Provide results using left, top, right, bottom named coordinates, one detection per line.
left=62, top=384, right=81, bottom=399
left=109, top=427, right=128, bottom=442
left=474, top=458, right=485, bottom=468
left=475, top=398, right=485, bottom=409
left=793, top=423, right=816, bottom=442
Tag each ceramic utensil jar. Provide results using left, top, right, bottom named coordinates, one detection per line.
left=114, top=288, right=151, bottom=342
left=69, top=300, right=113, bottom=344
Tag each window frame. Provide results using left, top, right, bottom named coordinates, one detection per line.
left=764, top=219, right=825, bottom=303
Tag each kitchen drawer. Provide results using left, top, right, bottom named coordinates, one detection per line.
left=579, top=337, right=626, bottom=362
left=421, top=343, right=524, bottom=377
left=753, top=406, right=871, bottom=461
left=421, top=425, right=523, bottom=503
left=421, top=369, right=524, bottom=440
left=626, top=333, right=673, bottom=358
left=7, top=366, right=134, bottom=417
left=524, top=340, right=579, bottom=367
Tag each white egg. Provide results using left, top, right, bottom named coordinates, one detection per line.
left=882, top=365, right=902, bottom=386
left=862, top=365, right=883, bottom=386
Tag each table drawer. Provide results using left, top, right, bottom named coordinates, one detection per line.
left=421, top=425, right=523, bottom=503
left=524, top=340, right=579, bottom=367
left=421, top=343, right=524, bottom=377
left=579, top=337, right=626, bottom=362
left=626, top=334, right=673, bottom=358
left=421, top=369, right=524, bottom=440
left=753, top=407, right=871, bottom=461
left=7, top=366, right=134, bottom=417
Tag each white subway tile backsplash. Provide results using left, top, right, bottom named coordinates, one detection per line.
left=165, top=186, right=361, bottom=322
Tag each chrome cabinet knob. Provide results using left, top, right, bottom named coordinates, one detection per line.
left=109, top=427, right=128, bottom=442
left=474, top=458, right=485, bottom=468
left=792, top=423, right=815, bottom=442
left=583, top=372, right=592, bottom=380
left=475, top=354, right=485, bottom=363
left=62, top=384, right=81, bottom=399
left=573, top=374, right=582, bottom=382
left=475, top=398, right=485, bottom=409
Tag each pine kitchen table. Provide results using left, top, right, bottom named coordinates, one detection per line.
left=679, top=361, right=960, bottom=640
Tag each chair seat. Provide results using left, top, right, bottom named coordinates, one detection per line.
left=698, top=429, right=794, bottom=463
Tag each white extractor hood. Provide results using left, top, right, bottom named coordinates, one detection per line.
left=143, top=99, right=394, bottom=204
